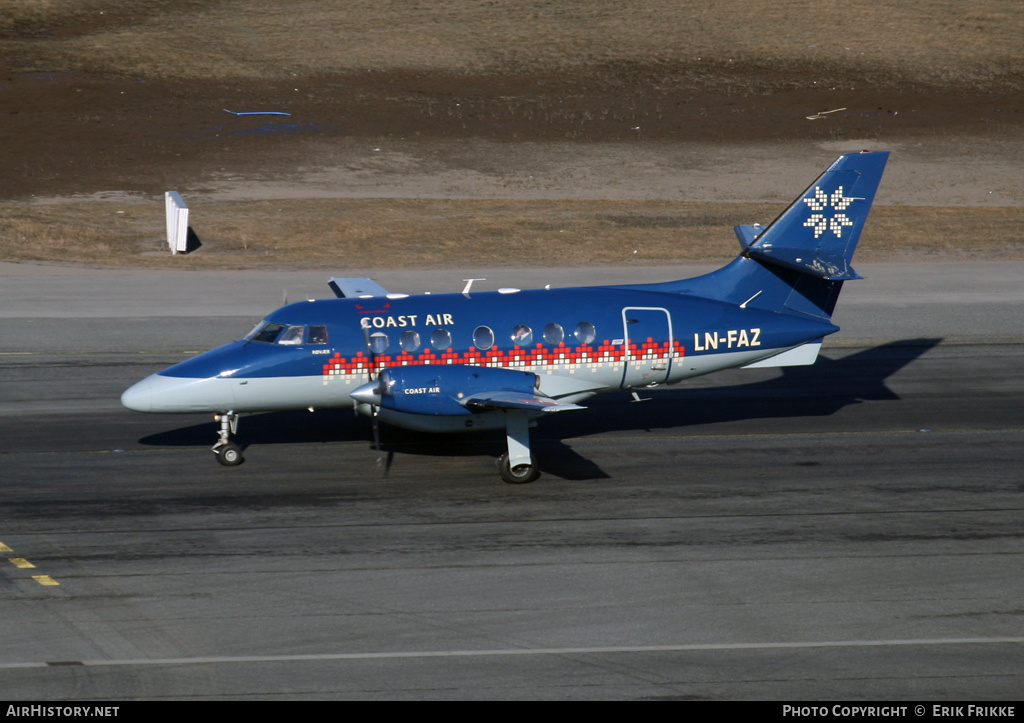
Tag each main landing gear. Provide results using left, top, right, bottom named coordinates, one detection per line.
left=212, top=412, right=243, bottom=466
left=497, top=410, right=540, bottom=484
left=497, top=453, right=539, bottom=484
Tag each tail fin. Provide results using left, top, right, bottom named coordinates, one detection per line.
left=741, top=150, right=888, bottom=282
left=664, top=151, right=888, bottom=320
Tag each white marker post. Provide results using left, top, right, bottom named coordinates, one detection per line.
left=165, top=191, right=189, bottom=254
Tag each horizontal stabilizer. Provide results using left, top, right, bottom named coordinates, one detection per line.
left=742, top=341, right=822, bottom=368
left=463, top=391, right=584, bottom=413
left=746, top=246, right=862, bottom=281
left=734, top=224, right=765, bottom=251
left=328, top=277, right=390, bottom=298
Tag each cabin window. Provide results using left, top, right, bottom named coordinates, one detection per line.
left=473, top=326, right=495, bottom=350
left=511, top=324, right=533, bottom=347
left=543, top=323, right=564, bottom=346
left=400, top=330, right=421, bottom=352
left=368, top=331, right=389, bottom=354
left=307, top=325, right=328, bottom=345
left=574, top=321, right=596, bottom=345
left=431, top=328, right=452, bottom=351
left=247, top=322, right=285, bottom=344
left=278, top=325, right=305, bottom=345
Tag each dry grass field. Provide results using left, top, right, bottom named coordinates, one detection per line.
left=4, top=198, right=1021, bottom=268
left=1, top=0, right=1022, bottom=267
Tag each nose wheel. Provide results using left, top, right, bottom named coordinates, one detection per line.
left=215, top=441, right=243, bottom=466
left=212, top=412, right=244, bottom=466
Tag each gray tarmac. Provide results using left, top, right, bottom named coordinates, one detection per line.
left=0, top=262, right=1022, bottom=700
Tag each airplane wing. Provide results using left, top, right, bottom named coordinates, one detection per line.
left=463, top=391, right=585, bottom=413
left=327, top=277, right=391, bottom=298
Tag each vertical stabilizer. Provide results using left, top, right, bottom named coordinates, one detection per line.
left=657, top=151, right=888, bottom=320
left=744, top=151, right=889, bottom=281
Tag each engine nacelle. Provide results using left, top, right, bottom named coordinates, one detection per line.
left=377, top=366, right=538, bottom=416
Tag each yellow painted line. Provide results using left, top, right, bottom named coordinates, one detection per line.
left=32, top=575, right=60, bottom=586
left=0, top=542, right=11, bottom=552
left=9, top=558, right=36, bottom=569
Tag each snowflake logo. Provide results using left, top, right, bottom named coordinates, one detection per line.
left=803, top=185, right=857, bottom=238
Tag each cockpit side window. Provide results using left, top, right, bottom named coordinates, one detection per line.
left=277, top=325, right=305, bottom=345
left=307, top=325, right=329, bottom=345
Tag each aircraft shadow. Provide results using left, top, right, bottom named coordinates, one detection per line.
left=538, top=337, right=941, bottom=440
left=138, top=338, right=940, bottom=481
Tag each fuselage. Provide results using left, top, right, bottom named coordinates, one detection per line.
left=121, top=283, right=838, bottom=415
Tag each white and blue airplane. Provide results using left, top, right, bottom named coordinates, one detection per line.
left=122, top=151, right=888, bottom=483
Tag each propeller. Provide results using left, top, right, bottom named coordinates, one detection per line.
left=361, top=326, right=384, bottom=467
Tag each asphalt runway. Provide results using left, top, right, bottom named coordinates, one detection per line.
left=1, top=263, right=1022, bottom=700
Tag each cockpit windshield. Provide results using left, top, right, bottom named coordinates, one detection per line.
left=246, top=322, right=286, bottom=343
left=244, top=322, right=329, bottom=345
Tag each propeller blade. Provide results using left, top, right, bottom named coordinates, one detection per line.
left=372, top=405, right=382, bottom=466
left=362, top=326, right=373, bottom=378
left=360, top=324, right=384, bottom=470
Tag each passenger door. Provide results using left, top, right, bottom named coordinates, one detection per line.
left=620, top=307, right=673, bottom=388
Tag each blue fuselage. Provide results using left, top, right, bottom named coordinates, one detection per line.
left=121, top=283, right=837, bottom=415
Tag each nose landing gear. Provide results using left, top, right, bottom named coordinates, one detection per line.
left=212, top=412, right=243, bottom=466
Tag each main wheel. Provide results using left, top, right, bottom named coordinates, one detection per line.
left=498, top=453, right=539, bottom=484
left=215, top=442, right=244, bottom=467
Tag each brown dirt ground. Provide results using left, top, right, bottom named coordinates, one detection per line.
left=3, top=70, right=1021, bottom=201
left=2, top=3, right=1022, bottom=267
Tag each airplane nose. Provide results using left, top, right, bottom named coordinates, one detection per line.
left=121, top=373, right=236, bottom=413
left=121, top=377, right=154, bottom=412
